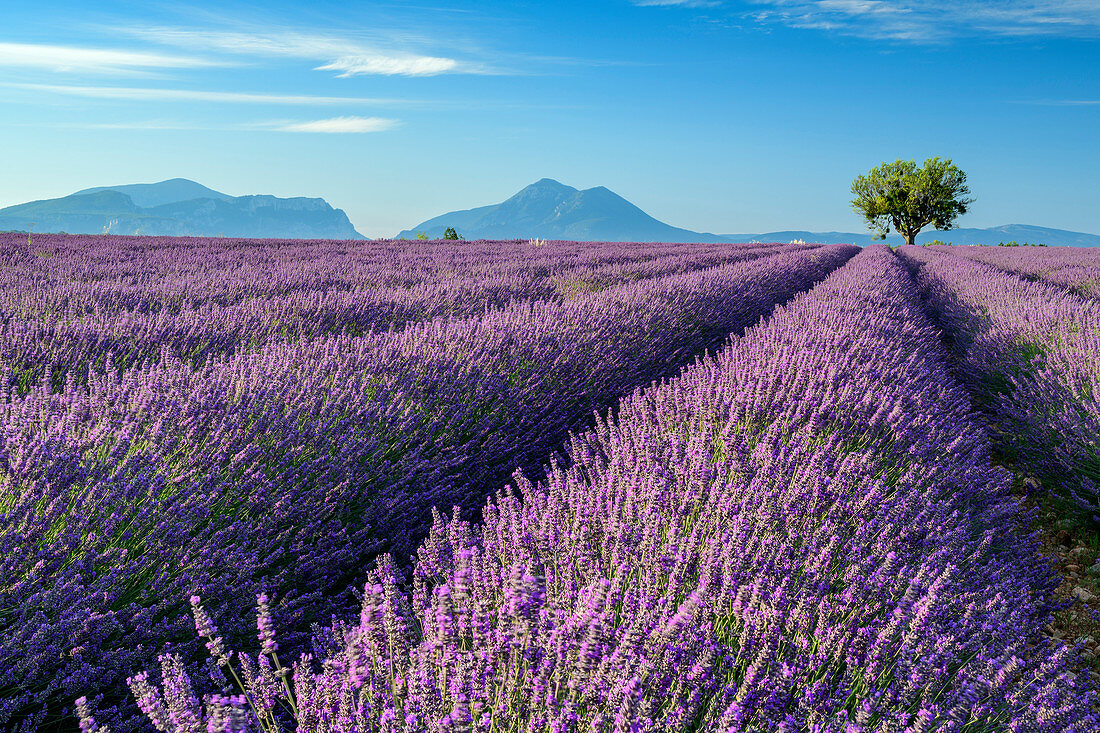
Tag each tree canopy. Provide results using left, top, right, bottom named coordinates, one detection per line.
left=850, top=158, right=973, bottom=246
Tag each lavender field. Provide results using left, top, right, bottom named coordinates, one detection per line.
left=2, top=235, right=1099, bottom=732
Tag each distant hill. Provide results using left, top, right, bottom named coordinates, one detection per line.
left=905, top=224, right=1100, bottom=247
left=399, top=179, right=1100, bottom=247
left=74, top=178, right=235, bottom=208
left=396, top=178, right=729, bottom=242
left=724, top=225, right=1100, bottom=248
left=0, top=178, right=364, bottom=239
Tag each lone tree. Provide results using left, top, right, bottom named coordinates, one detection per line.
left=850, top=157, right=973, bottom=246
left=443, top=227, right=463, bottom=240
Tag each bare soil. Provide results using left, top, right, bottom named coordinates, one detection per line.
left=1018, top=474, right=1100, bottom=685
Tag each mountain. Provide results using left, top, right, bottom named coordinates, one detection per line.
left=0, top=179, right=365, bottom=239
left=398, top=179, right=1100, bottom=247
left=906, top=224, right=1100, bottom=247
left=724, top=225, right=1100, bottom=248
left=396, top=178, right=728, bottom=242
left=74, top=178, right=234, bottom=208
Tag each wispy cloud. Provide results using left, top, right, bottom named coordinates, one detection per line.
left=634, top=1, right=724, bottom=7
left=117, top=26, right=482, bottom=76
left=746, top=0, right=1100, bottom=41
left=120, top=27, right=390, bottom=59
left=0, top=41, right=216, bottom=74
left=3, top=82, right=572, bottom=112
left=3, top=82, right=416, bottom=106
left=78, top=120, right=218, bottom=131
left=1015, top=99, right=1100, bottom=106
left=272, top=116, right=399, bottom=133
left=56, top=116, right=399, bottom=133
left=315, top=55, right=458, bottom=77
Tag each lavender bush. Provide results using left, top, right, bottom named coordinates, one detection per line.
left=897, top=245, right=1100, bottom=520
left=107, top=245, right=1095, bottom=732
left=0, top=234, right=797, bottom=387
left=0, top=236, right=852, bottom=731
left=931, top=243, right=1100, bottom=299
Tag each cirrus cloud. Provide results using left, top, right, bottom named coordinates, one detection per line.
left=52, top=116, right=401, bottom=134
left=746, top=0, right=1100, bottom=41
left=315, top=55, right=458, bottom=77
left=633, top=1, right=724, bottom=7
left=2, top=82, right=415, bottom=106
left=0, top=41, right=216, bottom=74
left=273, top=116, right=399, bottom=133
left=117, top=26, right=478, bottom=77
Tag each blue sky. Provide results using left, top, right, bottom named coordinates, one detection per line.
left=1, top=0, right=1097, bottom=238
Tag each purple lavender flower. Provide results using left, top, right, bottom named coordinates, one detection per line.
left=256, top=594, right=277, bottom=655
left=120, top=244, right=1096, bottom=732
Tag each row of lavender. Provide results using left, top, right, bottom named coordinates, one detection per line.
left=0, top=244, right=854, bottom=731
left=0, top=236, right=798, bottom=387
left=928, top=244, right=1100, bottom=300
left=1, top=234, right=782, bottom=316
left=1, top=235, right=689, bottom=296
left=110, top=245, right=1094, bottom=732
left=897, top=246, right=1100, bottom=520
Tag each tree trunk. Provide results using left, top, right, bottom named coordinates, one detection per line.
left=902, top=231, right=916, bottom=246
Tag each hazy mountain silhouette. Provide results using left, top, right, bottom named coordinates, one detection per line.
left=399, top=179, right=1100, bottom=247
left=396, top=178, right=729, bottom=242
left=0, top=179, right=364, bottom=239
left=5, top=177, right=1095, bottom=246
left=728, top=225, right=1100, bottom=247
left=904, top=224, right=1100, bottom=247
left=74, top=178, right=235, bottom=208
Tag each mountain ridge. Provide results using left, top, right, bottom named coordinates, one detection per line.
left=396, top=178, right=729, bottom=243
left=0, top=179, right=365, bottom=239
left=720, top=225, right=1100, bottom=248
left=4, top=178, right=1096, bottom=246
left=74, top=178, right=235, bottom=208
left=398, top=179, right=1100, bottom=247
